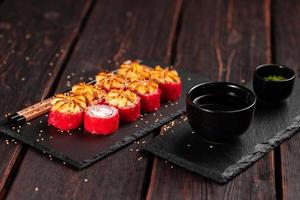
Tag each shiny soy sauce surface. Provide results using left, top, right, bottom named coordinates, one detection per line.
left=192, top=94, right=248, bottom=111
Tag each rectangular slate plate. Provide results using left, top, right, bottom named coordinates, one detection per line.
left=0, top=70, right=207, bottom=169
left=143, top=79, right=300, bottom=184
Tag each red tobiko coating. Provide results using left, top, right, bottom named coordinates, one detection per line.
left=139, top=89, right=161, bottom=113
left=84, top=105, right=119, bottom=135
left=118, top=100, right=141, bottom=123
left=159, top=81, right=182, bottom=102
left=48, top=110, right=83, bottom=131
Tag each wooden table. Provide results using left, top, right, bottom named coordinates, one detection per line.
left=0, top=0, right=299, bottom=199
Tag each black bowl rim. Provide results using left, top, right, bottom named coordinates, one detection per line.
left=186, top=82, right=256, bottom=114
left=255, top=64, right=296, bottom=82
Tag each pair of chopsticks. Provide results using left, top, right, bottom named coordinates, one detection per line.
left=1, top=79, right=97, bottom=126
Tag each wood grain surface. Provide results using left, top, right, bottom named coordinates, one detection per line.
left=0, top=0, right=92, bottom=198
left=273, top=0, right=300, bottom=199
left=146, top=0, right=276, bottom=199
left=0, top=0, right=299, bottom=199
left=6, top=0, right=182, bottom=199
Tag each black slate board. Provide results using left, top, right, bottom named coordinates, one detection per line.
left=143, top=79, right=300, bottom=184
left=0, top=70, right=206, bottom=169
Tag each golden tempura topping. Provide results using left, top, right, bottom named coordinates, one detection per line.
left=72, top=83, right=106, bottom=105
left=95, top=72, right=127, bottom=90
left=149, top=66, right=181, bottom=83
left=105, top=89, right=139, bottom=108
left=50, top=94, right=86, bottom=113
left=117, top=60, right=150, bottom=81
left=128, top=80, right=159, bottom=95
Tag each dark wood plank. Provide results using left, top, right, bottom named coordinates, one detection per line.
left=147, top=0, right=276, bottom=199
left=6, top=0, right=182, bottom=199
left=273, top=0, right=300, bottom=199
left=0, top=0, right=92, bottom=197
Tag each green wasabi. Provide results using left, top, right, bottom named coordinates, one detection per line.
left=264, top=75, right=286, bottom=81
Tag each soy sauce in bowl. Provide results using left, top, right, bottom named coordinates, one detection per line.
left=186, top=82, right=256, bottom=142
left=193, top=94, right=248, bottom=112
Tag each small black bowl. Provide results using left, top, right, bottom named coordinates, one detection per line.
left=253, top=64, right=295, bottom=105
left=186, top=82, right=256, bottom=143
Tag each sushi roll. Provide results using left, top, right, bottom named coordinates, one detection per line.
left=105, top=89, right=141, bottom=123
left=48, top=94, right=86, bottom=130
left=149, top=66, right=182, bottom=101
left=128, top=80, right=161, bottom=113
left=117, top=60, right=150, bottom=82
left=95, top=72, right=127, bottom=91
left=72, top=82, right=106, bottom=105
left=84, top=104, right=119, bottom=135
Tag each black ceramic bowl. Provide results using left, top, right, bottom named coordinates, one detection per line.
left=253, top=64, right=295, bottom=105
left=186, top=82, right=256, bottom=142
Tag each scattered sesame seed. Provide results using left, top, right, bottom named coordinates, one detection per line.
left=84, top=178, right=88, bottom=182
left=25, top=34, right=31, bottom=39
left=187, top=144, right=191, bottom=147
left=21, top=77, right=26, bottom=81
left=209, top=145, right=213, bottom=149
left=49, top=62, right=54, bottom=66
left=67, top=75, right=71, bottom=79
left=187, top=77, right=192, bottom=81
left=136, top=149, right=139, bottom=152
left=25, top=56, right=30, bottom=61
left=130, top=148, right=133, bottom=152
left=170, top=165, right=174, bottom=168
left=138, top=157, right=143, bottom=161
left=63, top=162, right=66, bottom=165
left=134, top=125, right=138, bottom=128
left=34, top=187, right=39, bottom=192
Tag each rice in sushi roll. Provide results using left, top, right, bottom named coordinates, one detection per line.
left=84, top=104, right=119, bottom=135
left=48, top=94, right=86, bottom=131
left=95, top=72, right=127, bottom=91
left=117, top=60, right=150, bottom=82
left=149, top=66, right=181, bottom=101
left=72, top=82, right=106, bottom=105
left=105, top=89, right=140, bottom=123
left=128, top=80, right=161, bottom=113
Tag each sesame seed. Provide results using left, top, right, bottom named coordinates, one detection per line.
left=170, top=165, right=174, bottom=168
left=35, top=187, right=39, bottom=192
left=84, top=178, right=88, bottom=182
left=25, top=56, right=30, bottom=61
left=21, top=77, right=26, bottom=81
